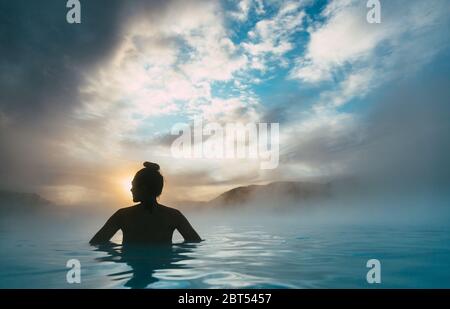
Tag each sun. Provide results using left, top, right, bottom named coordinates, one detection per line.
left=120, top=176, right=133, bottom=195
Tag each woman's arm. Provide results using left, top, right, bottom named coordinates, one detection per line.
left=89, top=210, right=122, bottom=245
left=175, top=210, right=202, bottom=243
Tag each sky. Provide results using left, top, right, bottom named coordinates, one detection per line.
left=0, top=0, right=449, bottom=207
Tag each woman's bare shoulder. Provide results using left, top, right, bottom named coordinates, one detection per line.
left=116, top=204, right=140, bottom=214
left=157, top=204, right=182, bottom=215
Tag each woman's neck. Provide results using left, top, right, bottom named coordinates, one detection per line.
left=141, top=199, right=157, bottom=207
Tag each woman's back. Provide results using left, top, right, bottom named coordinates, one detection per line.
left=90, top=203, right=201, bottom=245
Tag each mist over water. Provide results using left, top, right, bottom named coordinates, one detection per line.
left=1, top=190, right=450, bottom=289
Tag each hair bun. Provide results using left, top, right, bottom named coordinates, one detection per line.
left=143, top=161, right=160, bottom=171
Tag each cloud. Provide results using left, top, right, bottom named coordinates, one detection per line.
left=279, top=0, right=450, bottom=183
left=0, top=0, right=130, bottom=192
left=77, top=0, right=255, bottom=130
left=243, top=0, right=306, bottom=71
left=229, top=0, right=252, bottom=21
left=0, top=0, right=267, bottom=204
left=277, top=72, right=450, bottom=196
left=0, top=0, right=166, bottom=123
left=279, top=108, right=361, bottom=175
left=290, top=0, right=450, bottom=87
left=316, top=68, right=376, bottom=109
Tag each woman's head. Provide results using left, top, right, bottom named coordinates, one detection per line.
left=131, top=162, right=164, bottom=202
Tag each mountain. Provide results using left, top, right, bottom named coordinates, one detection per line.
left=176, top=181, right=333, bottom=211
left=207, top=181, right=332, bottom=209
left=0, top=190, right=52, bottom=214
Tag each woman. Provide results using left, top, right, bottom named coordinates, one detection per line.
left=90, top=162, right=202, bottom=245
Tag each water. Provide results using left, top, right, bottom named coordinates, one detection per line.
left=1, top=212, right=450, bottom=288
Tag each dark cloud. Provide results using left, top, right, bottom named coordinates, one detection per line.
left=0, top=0, right=169, bottom=192
left=281, top=61, right=450, bottom=193
left=0, top=0, right=124, bottom=191
left=0, top=0, right=124, bottom=122
left=351, top=71, right=450, bottom=192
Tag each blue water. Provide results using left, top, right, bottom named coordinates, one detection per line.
left=1, top=213, right=450, bottom=288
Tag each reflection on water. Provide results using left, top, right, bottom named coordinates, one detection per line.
left=1, top=218, right=450, bottom=288
left=87, top=226, right=297, bottom=289
left=93, top=243, right=199, bottom=289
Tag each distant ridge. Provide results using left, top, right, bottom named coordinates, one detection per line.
left=0, top=190, right=52, bottom=214
left=208, top=181, right=331, bottom=208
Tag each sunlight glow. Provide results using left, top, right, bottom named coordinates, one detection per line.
left=121, top=176, right=133, bottom=195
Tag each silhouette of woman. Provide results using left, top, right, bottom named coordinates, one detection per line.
left=90, top=162, right=202, bottom=245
